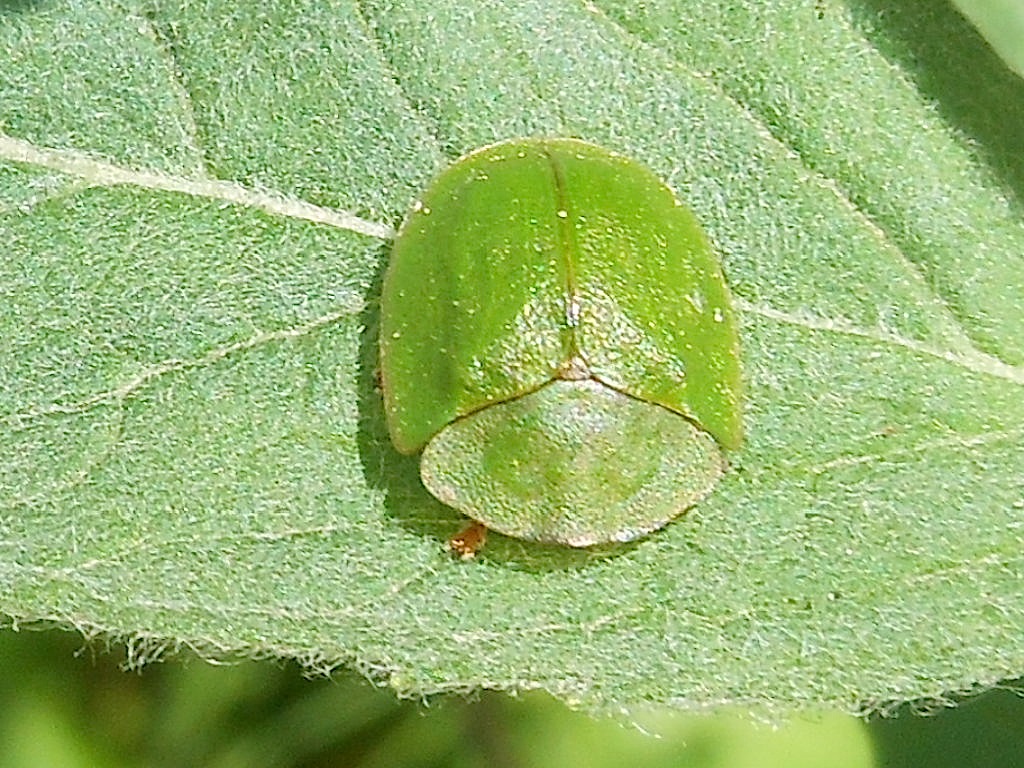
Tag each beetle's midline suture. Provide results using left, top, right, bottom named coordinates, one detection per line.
left=545, top=146, right=585, bottom=363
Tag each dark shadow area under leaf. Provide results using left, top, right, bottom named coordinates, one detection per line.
left=867, top=679, right=1024, bottom=768
left=849, top=0, right=1024, bottom=207
left=8, top=625, right=1024, bottom=766
left=354, top=242, right=640, bottom=573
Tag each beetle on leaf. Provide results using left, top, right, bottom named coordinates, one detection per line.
left=380, top=138, right=742, bottom=556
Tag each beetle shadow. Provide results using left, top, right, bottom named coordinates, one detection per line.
left=354, top=250, right=641, bottom=573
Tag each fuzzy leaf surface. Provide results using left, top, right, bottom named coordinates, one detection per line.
left=2, top=0, right=1022, bottom=715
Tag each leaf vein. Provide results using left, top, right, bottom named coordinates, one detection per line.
left=129, top=5, right=209, bottom=175
left=737, top=298, right=1024, bottom=384
left=0, top=134, right=394, bottom=240
left=3, top=305, right=361, bottom=429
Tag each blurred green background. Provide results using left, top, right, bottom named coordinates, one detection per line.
left=0, top=627, right=1021, bottom=768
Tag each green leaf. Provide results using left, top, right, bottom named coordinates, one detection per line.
left=2, top=0, right=1022, bottom=716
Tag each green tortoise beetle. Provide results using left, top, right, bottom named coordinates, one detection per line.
left=380, top=138, right=742, bottom=556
